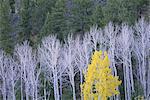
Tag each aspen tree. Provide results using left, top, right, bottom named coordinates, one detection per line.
left=81, top=50, right=121, bottom=100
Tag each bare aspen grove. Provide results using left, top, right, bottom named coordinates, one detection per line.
left=0, top=18, right=150, bottom=100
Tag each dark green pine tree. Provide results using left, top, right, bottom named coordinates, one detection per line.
left=0, top=0, right=14, bottom=53
left=31, top=0, right=56, bottom=34
left=19, top=0, right=32, bottom=42
left=33, top=0, right=56, bottom=45
left=102, top=0, right=148, bottom=25
left=71, top=0, right=94, bottom=34
left=90, top=4, right=105, bottom=27
left=40, top=0, right=69, bottom=40
left=39, top=12, right=51, bottom=39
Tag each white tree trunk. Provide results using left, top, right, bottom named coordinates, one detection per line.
left=44, top=79, right=47, bottom=100
left=59, top=77, right=63, bottom=100
left=72, top=77, right=76, bottom=100
left=2, top=78, right=6, bottom=100
left=80, top=70, right=83, bottom=100
left=25, top=85, right=29, bottom=100
left=35, top=83, right=38, bottom=100
left=21, top=76, right=23, bottom=100
left=53, top=71, right=60, bottom=100
left=12, top=82, right=16, bottom=100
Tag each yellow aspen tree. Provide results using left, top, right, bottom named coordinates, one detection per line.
left=81, top=50, right=122, bottom=100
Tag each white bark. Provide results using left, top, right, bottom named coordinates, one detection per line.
left=14, top=41, right=41, bottom=100
left=105, top=23, right=120, bottom=100
left=39, top=35, right=63, bottom=100
left=74, top=33, right=92, bottom=100
left=0, top=51, right=7, bottom=100
left=7, top=56, right=18, bottom=100
left=63, top=34, right=79, bottom=100
left=0, top=18, right=149, bottom=100
left=119, top=24, right=134, bottom=100
left=135, top=17, right=150, bottom=98
left=0, top=51, right=19, bottom=100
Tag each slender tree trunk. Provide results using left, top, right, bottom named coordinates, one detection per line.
left=110, top=41, right=120, bottom=100
left=139, top=59, right=143, bottom=84
left=2, top=78, right=6, bottom=100
left=31, top=84, right=34, bottom=100
left=12, top=83, right=16, bottom=100
left=142, top=44, right=146, bottom=98
left=59, top=77, right=63, bottom=100
left=53, top=71, right=60, bottom=100
left=10, top=65, right=16, bottom=100
left=44, top=79, right=47, bottom=100
left=25, top=83, right=29, bottom=100
left=35, top=83, right=38, bottom=100
left=126, top=62, right=131, bottom=100
left=72, top=77, right=76, bottom=100
left=147, top=57, right=150, bottom=99
left=129, top=54, right=134, bottom=92
left=123, top=63, right=127, bottom=100
left=123, top=54, right=132, bottom=100
left=21, top=73, right=23, bottom=100
left=25, top=90, right=29, bottom=100
left=80, top=70, right=83, bottom=84
left=80, top=70, right=83, bottom=100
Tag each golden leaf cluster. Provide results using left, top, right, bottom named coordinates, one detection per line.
left=81, top=50, right=122, bottom=100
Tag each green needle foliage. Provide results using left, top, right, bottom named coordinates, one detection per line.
left=40, top=0, right=68, bottom=40
left=72, top=0, right=94, bottom=34
left=103, top=0, right=148, bottom=25
left=20, top=0, right=32, bottom=42
left=90, top=4, right=105, bottom=27
left=0, top=0, right=14, bottom=53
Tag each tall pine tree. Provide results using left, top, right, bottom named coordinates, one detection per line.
left=29, top=0, right=57, bottom=46
left=40, top=0, right=68, bottom=40
left=0, top=0, right=14, bottom=53
left=90, top=4, right=105, bottom=27
left=71, top=0, right=94, bottom=34
left=102, top=0, right=148, bottom=25
left=31, top=0, right=56, bottom=34
left=19, top=0, right=32, bottom=42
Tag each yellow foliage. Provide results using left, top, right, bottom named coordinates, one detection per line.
left=81, top=50, right=122, bottom=100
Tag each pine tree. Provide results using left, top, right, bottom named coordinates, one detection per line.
left=90, top=4, right=105, bottom=27
left=19, top=0, right=32, bottom=42
left=40, top=0, right=68, bottom=40
left=103, top=0, right=148, bottom=25
left=71, top=0, right=94, bottom=34
left=39, top=12, right=51, bottom=38
left=31, top=0, right=56, bottom=34
left=21, top=0, right=57, bottom=46
left=0, top=0, right=14, bottom=53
